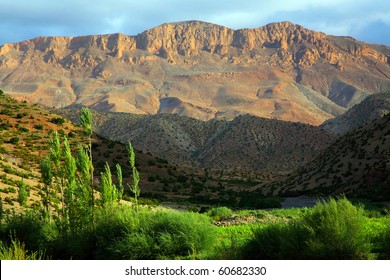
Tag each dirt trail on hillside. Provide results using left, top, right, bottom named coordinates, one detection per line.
left=281, top=197, right=322, bottom=209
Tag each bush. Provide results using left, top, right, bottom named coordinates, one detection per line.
left=301, top=197, right=372, bottom=259
left=34, top=124, right=43, bottom=130
left=207, top=207, right=233, bottom=221
left=0, top=109, right=12, bottom=116
left=55, top=206, right=215, bottom=260
left=0, top=211, right=59, bottom=254
left=0, top=238, right=44, bottom=260
left=0, top=123, right=10, bottom=130
left=49, top=117, right=65, bottom=125
left=240, top=197, right=372, bottom=260
left=242, top=223, right=287, bottom=259
left=242, top=222, right=309, bottom=260
left=378, top=217, right=390, bottom=259
left=8, top=137, right=20, bottom=144
left=92, top=206, right=216, bottom=259
left=16, top=113, right=28, bottom=119
left=18, top=127, right=29, bottom=133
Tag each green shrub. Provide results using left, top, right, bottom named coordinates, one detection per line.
left=0, top=238, right=44, bottom=260
left=240, top=197, right=373, bottom=260
left=241, top=222, right=309, bottom=260
left=0, top=123, right=10, bottom=130
left=5, top=197, right=14, bottom=205
left=8, top=137, right=20, bottom=144
left=56, top=206, right=215, bottom=260
left=18, top=126, right=29, bottom=132
left=0, top=211, right=59, bottom=254
left=0, top=109, right=12, bottom=116
left=89, top=206, right=215, bottom=259
left=16, top=113, right=28, bottom=119
left=301, top=197, right=372, bottom=259
left=243, top=223, right=287, bottom=259
left=0, top=145, right=7, bottom=154
left=207, top=207, right=233, bottom=221
left=34, top=124, right=43, bottom=130
left=378, top=217, right=390, bottom=259
left=49, top=117, right=65, bottom=125
left=17, top=181, right=29, bottom=207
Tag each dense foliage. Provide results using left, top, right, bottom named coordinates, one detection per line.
left=1, top=197, right=390, bottom=260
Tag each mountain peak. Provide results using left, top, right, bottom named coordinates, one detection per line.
left=0, top=21, right=389, bottom=125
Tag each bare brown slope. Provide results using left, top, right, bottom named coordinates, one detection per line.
left=1, top=21, right=389, bottom=125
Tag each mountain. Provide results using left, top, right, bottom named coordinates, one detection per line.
left=1, top=21, right=390, bottom=125
left=267, top=113, right=390, bottom=200
left=0, top=94, right=336, bottom=213
left=0, top=95, right=216, bottom=212
left=57, top=108, right=336, bottom=172
left=321, top=92, right=390, bottom=135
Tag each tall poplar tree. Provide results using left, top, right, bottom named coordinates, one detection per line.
left=80, top=107, right=95, bottom=227
left=40, top=156, right=52, bottom=220
left=127, top=142, right=140, bottom=211
left=116, top=163, right=123, bottom=201
left=49, top=131, right=65, bottom=218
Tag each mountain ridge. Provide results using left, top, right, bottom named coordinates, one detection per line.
left=1, top=21, right=390, bottom=125
left=56, top=108, right=337, bottom=172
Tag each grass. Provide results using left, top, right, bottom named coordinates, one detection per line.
left=0, top=205, right=216, bottom=260
left=210, top=197, right=390, bottom=260
left=0, top=197, right=390, bottom=260
left=104, top=208, right=216, bottom=259
left=0, top=238, right=44, bottom=260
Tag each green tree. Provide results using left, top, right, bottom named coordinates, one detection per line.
left=18, top=180, right=29, bottom=207
left=116, top=163, right=123, bottom=201
left=100, top=163, right=118, bottom=207
left=73, top=146, right=94, bottom=230
left=80, top=107, right=95, bottom=225
left=49, top=131, right=65, bottom=218
left=63, top=136, right=77, bottom=228
left=127, top=142, right=140, bottom=211
left=0, top=89, right=4, bottom=97
left=40, top=156, right=53, bottom=218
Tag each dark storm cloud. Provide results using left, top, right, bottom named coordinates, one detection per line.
left=0, top=0, right=389, bottom=45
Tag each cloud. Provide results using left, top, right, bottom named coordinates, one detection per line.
left=0, top=0, right=389, bottom=45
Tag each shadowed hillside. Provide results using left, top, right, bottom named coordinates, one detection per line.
left=321, top=92, right=390, bottom=135
left=268, top=113, right=390, bottom=200
left=57, top=108, right=336, bottom=172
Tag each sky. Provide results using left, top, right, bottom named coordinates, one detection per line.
left=0, top=0, right=389, bottom=46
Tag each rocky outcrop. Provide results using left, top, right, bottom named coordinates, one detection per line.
left=136, top=21, right=234, bottom=57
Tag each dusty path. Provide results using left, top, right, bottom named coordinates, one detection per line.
left=280, top=196, right=322, bottom=209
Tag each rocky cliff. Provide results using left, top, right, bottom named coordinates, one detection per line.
left=1, top=21, right=389, bottom=125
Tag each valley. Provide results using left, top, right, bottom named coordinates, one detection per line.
left=0, top=20, right=389, bottom=260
